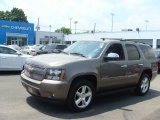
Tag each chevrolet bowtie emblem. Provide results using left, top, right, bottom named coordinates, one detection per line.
left=1, top=25, right=10, bottom=29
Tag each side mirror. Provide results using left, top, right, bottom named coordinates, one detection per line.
left=103, top=53, right=119, bottom=62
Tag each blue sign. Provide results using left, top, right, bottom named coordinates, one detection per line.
left=0, top=20, right=34, bottom=45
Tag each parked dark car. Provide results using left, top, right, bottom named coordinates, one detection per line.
left=37, top=44, right=67, bottom=55
left=153, top=49, right=160, bottom=71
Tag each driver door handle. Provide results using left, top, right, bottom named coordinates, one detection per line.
left=121, top=65, right=127, bottom=68
left=138, top=64, right=143, bottom=66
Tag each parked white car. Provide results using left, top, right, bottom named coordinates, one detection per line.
left=21, top=46, right=37, bottom=56
left=8, top=45, right=21, bottom=51
left=0, top=45, right=31, bottom=71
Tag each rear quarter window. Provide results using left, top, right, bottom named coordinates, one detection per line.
left=139, top=45, right=156, bottom=59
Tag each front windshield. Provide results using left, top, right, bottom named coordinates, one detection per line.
left=63, top=41, right=105, bottom=58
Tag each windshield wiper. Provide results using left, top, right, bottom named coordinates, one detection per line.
left=70, top=52, right=87, bottom=58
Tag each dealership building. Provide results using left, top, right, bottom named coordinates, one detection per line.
left=65, top=31, right=160, bottom=48
left=2, top=20, right=160, bottom=49
left=35, top=31, right=64, bottom=45
left=0, top=20, right=34, bottom=46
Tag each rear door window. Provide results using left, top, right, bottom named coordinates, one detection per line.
left=125, top=44, right=140, bottom=60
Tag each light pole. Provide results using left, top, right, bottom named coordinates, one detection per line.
left=111, top=13, right=114, bottom=32
left=49, top=25, right=52, bottom=32
left=145, top=20, right=149, bottom=31
left=74, top=21, right=78, bottom=34
left=69, top=18, right=72, bottom=31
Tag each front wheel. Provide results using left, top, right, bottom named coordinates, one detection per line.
left=136, top=74, right=150, bottom=96
left=67, top=80, right=95, bottom=112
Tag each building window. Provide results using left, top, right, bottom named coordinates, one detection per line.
left=157, top=39, right=160, bottom=48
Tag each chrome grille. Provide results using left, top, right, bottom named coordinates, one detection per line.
left=24, top=64, right=46, bottom=81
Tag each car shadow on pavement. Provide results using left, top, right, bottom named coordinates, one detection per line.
left=0, top=71, right=21, bottom=76
left=26, top=89, right=160, bottom=119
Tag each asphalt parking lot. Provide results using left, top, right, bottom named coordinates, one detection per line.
left=0, top=72, right=160, bottom=120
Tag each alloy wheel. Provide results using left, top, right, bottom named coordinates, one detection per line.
left=74, top=85, right=92, bottom=109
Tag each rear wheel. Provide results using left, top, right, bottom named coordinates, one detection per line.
left=136, top=74, right=150, bottom=96
left=67, top=80, right=95, bottom=112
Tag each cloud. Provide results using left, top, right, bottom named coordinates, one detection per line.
left=1, top=0, right=160, bottom=31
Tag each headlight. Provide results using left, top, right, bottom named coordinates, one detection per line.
left=46, top=69, right=65, bottom=80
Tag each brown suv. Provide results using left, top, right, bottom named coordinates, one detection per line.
left=21, top=40, right=158, bottom=111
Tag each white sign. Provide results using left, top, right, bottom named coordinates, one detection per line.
left=11, top=26, right=32, bottom=31
left=1, top=25, right=32, bottom=31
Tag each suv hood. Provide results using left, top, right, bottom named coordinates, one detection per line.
left=26, top=53, right=86, bottom=67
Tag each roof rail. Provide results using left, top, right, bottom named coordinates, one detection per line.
left=100, top=38, right=148, bottom=45
left=100, top=38, right=123, bottom=41
left=120, top=39, right=147, bottom=44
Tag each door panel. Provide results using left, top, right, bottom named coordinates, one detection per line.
left=100, top=60, right=128, bottom=89
left=125, top=44, right=144, bottom=84
left=0, top=54, right=22, bottom=70
left=0, top=46, right=23, bottom=70
left=100, top=43, right=129, bottom=90
left=126, top=60, right=143, bottom=84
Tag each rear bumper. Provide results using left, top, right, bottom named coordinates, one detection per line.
left=21, top=73, right=70, bottom=101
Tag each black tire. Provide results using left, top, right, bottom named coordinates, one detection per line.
left=67, top=79, right=95, bottom=112
left=136, top=73, right=150, bottom=96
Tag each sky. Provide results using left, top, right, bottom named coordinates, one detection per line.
left=1, top=0, right=160, bottom=32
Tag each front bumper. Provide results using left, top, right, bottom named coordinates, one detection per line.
left=21, top=73, right=70, bottom=101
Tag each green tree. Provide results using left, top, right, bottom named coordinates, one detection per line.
left=55, top=27, right=71, bottom=34
left=5, top=11, right=11, bottom=20
left=0, top=7, right=28, bottom=22
left=0, top=11, right=5, bottom=20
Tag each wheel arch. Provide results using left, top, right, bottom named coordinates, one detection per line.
left=69, top=74, right=97, bottom=92
left=141, top=69, right=152, bottom=80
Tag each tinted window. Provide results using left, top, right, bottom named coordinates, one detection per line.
left=139, top=45, right=156, bottom=59
left=0, top=47, right=17, bottom=54
left=126, top=44, right=140, bottom=60
left=45, top=44, right=56, bottom=49
left=56, top=45, right=67, bottom=50
left=106, top=43, right=125, bottom=60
